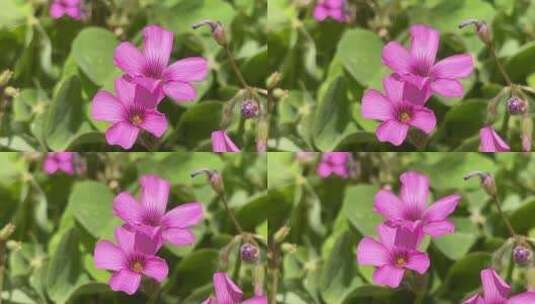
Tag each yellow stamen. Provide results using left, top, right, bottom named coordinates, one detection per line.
left=395, top=256, right=406, bottom=267
left=131, top=115, right=143, bottom=126
left=132, top=261, right=143, bottom=273
left=399, top=112, right=411, bottom=123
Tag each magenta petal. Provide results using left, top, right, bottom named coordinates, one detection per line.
left=394, top=226, right=421, bottom=249
left=64, top=6, right=82, bottom=20
left=164, top=57, right=208, bottom=82
left=361, top=90, right=394, bottom=121
left=115, top=226, right=136, bottom=253
left=373, top=265, right=405, bottom=288
left=430, top=79, right=464, bottom=97
left=423, top=220, right=454, bottom=237
left=202, top=298, right=217, bottom=304
left=383, top=75, right=405, bottom=104
left=377, top=224, right=397, bottom=250
left=91, top=91, right=125, bottom=123
left=356, top=237, right=389, bottom=267
left=114, top=42, right=145, bottom=77
left=162, top=203, right=203, bottom=228
left=432, top=54, right=474, bottom=79
left=133, top=84, right=159, bottom=109
left=409, top=107, right=436, bottom=134
left=49, top=3, right=65, bottom=19
left=374, top=189, right=404, bottom=221
left=94, top=240, right=125, bottom=271
left=479, top=126, right=510, bottom=152
left=313, top=6, right=328, bottom=21
left=402, top=81, right=431, bottom=106
left=424, top=194, right=461, bottom=222
left=162, top=228, right=196, bottom=246
left=376, top=120, right=409, bottom=146
left=399, top=171, right=429, bottom=210
left=163, top=81, right=197, bottom=102
left=382, top=42, right=412, bottom=74
left=509, top=292, right=535, bottom=304
left=213, top=272, right=244, bottom=304
left=105, top=122, right=140, bottom=150
left=142, top=25, right=174, bottom=71
left=481, top=268, right=510, bottom=303
left=409, top=24, right=440, bottom=68
left=109, top=269, right=142, bottom=295
left=142, top=256, right=169, bottom=282
left=212, top=130, right=240, bottom=152
left=140, top=175, right=170, bottom=216
left=113, top=192, right=141, bottom=224
left=405, top=251, right=430, bottom=274
left=43, top=158, right=59, bottom=174
left=115, top=77, right=136, bottom=106
left=317, top=162, right=333, bottom=178
left=464, top=294, right=485, bottom=304
left=242, top=296, right=268, bottom=304
left=140, top=111, right=167, bottom=138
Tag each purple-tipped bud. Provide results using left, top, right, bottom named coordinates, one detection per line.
left=464, top=171, right=497, bottom=197
left=507, top=97, right=527, bottom=115
left=240, top=243, right=259, bottom=263
left=241, top=100, right=259, bottom=119
left=191, top=169, right=225, bottom=194
left=513, top=245, right=533, bottom=266
left=192, top=20, right=227, bottom=46
left=459, top=19, right=492, bottom=45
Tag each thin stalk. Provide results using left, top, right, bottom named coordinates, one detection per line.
left=0, top=241, right=4, bottom=304
left=224, top=45, right=250, bottom=92
left=489, top=44, right=514, bottom=88
left=269, top=267, right=279, bottom=304
left=492, top=195, right=517, bottom=238
left=221, top=195, right=244, bottom=234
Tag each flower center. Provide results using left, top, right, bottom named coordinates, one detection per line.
left=399, top=111, right=411, bottom=123
left=129, top=256, right=145, bottom=273
left=130, top=114, right=143, bottom=126
left=132, top=261, right=143, bottom=273
left=395, top=256, right=407, bottom=267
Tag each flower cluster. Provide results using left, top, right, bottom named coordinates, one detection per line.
left=50, top=0, right=85, bottom=20
left=202, top=272, right=267, bottom=304
left=91, top=25, right=208, bottom=149
left=464, top=268, right=535, bottom=303
left=362, top=24, right=474, bottom=146
left=317, top=152, right=351, bottom=178
left=313, top=0, right=350, bottom=23
left=93, top=175, right=204, bottom=295
left=356, top=171, right=461, bottom=287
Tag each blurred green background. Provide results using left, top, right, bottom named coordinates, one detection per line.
left=268, top=152, right=535, bottom=303
left=0, top=152, right=267, bottom=303
left=0, top=0, right=267, bottom=151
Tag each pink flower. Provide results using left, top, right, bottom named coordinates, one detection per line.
left=112, top=175, right=204, bottom=248
left=43, top=152, right=75, bottom=175
left=479, top=126, right=510, bottom=152
left=382, top=24, right=474, bottom=98
left=114, top=25, right=208, bottom=103
left=361, top=75, right=436, bottom=146
left=464, top=268, right=535, bottom=304
left=50, top=0, right=84, bottom=20
left=317, top=152, right=351, bottom=178
left=243, top=296, right=268, bottom=304
left=94, top=226, right=169, bottom=295
left=374, top=171, right=460, bottom=238
left=212, top=130, right=240, bottom=152
left=91, top=77, right=168, bottom=150
left=313, top=0, right=349, bottom=23
left=356, top=224, right=429, bottom=288
left=202, top=272, right=244, bottom=304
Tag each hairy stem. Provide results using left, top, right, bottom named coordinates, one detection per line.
left=224, top=45, right=250, bottom=92
left=221, top=195, right=244, bottom=234
left=493, top=195, right=517, bottom=238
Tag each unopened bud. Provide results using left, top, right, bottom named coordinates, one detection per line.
left=241, top=99, right=259, bottom=119
left=507, top=97, right=527, bottom=115
left=4, top=86, right=19, bottom=98
left=464, top=171, right=497, bottom=197
left=191, top=169, right=224, bottom=194
left=266, top=72, right=281, bottom=90
left=273, top=226, right=290, bottom=243
left=240, top=243, right=259, bottom=263
left=0, top=223, right=15, bottom=240
left=459, top=19, right=492, bottom=45
left=522, top=116, right=533, bottom=152
left=281, top=243, right=297, bottom=254
left=513, top=245, right=533, bottom=266
left=6, top=240, right=21, bottom=251
left=192, top=20, right=227, bottom=47
left=0, top=70, right=13, bottom=87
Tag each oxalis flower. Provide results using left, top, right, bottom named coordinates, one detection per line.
left=91, top=77, right=168, bottom=150
left=113, top=175, right=204, bottom=247
left=114, top=25, right=208, bottom=103
left=464, top=268, right=535, bottom=304
left=361, top=75, right=436, bottom=146
left=356, top=224, right=429, bottom=288
left=212, top=130, right=240, bottom=152
left=313, top=0, right=350, bottom=23
left=202, top=272, right=267, bottom=304
left=94, top=226, right=168, bottom=295
left=374, top=171, right=460, bottom=237
left=43, top=152, right=75, bottom=175
left=479, top=126, right=510, bottom=152
left=50, top=0, right=84, bottom=20
left=317, top=152, right=351, bottom=178
left=382, top=24, right=474, bottom=98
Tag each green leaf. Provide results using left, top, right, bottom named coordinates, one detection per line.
left=71, top=27, right=121, bottom=86
left=0, top=0, right=32, bottom=29
left=336, top=29, right=387, bottom=89
left=46, top=228, right=89, bottom=304
left=432, top=217, right=478, bottom=260
left=312, top=76, right=356, bottom=151
left=342, top=185, right=382, bottom=236
left=173, top=249, right=219, bottom=295
left=510, top=198, right=535, bottom=234
left=439, top=252, right=491, bottom=301
left=506, top=41, right=535, bottom=83
left=68, top=181, right=120, bottom=239
left=176, top=101, right=223, bottom=148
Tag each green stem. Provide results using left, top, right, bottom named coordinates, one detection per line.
left=493, top=195, right=517, bottom=238
left=221, top=195, right=244, bottom=234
